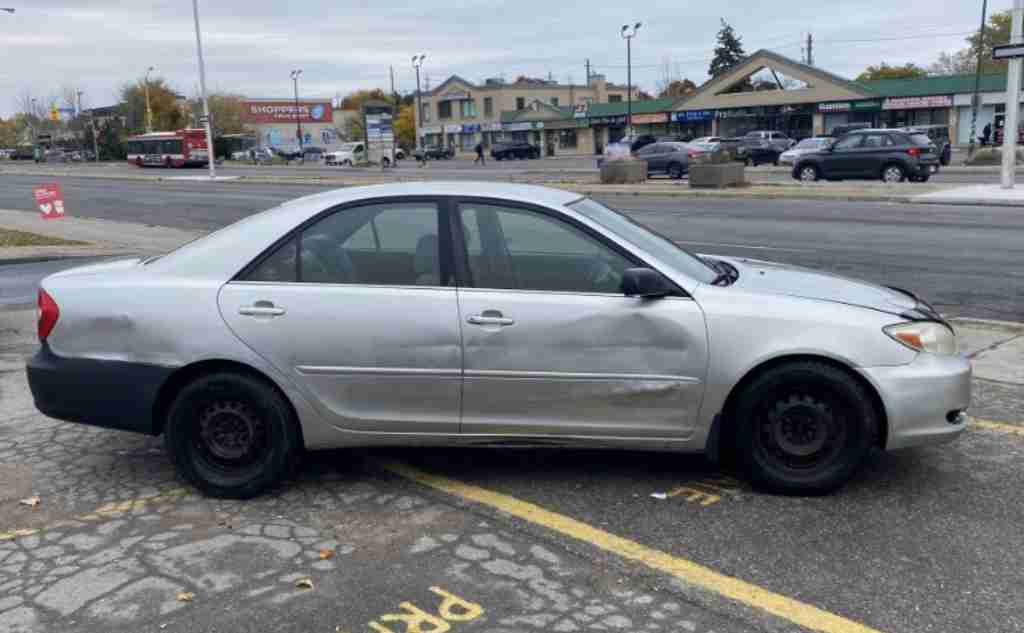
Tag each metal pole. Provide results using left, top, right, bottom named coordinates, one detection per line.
left=390, top=64, right=397, bottom=168
left=191, top=0, right=216, bottom=179
left=968, top=0, right=989, bottom=161
left=627, top=37, right=632, bottom=136
left=1001, top=0, right=1023, bottom=189
left=291, top=71, right=304, bottom=159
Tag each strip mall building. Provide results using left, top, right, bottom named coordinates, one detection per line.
left=418, top=50, right=1019, bottom=156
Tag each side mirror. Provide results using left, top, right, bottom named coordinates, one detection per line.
left=621, top=267, right=674, bottom=298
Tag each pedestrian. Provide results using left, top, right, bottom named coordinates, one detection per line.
left=474, top=141, right=485, bottom=165
left=983, top=122, right=992, bottom=146
left=249, top=148, right=256, bottom=165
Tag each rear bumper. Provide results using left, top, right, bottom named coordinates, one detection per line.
left=859, top=353, right=972, bottom=450
left=26, top=343, right=174, bottom=435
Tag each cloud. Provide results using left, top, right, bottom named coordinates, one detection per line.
left=1, top=0, right=1007, bottom=117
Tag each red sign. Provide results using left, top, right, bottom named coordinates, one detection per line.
left=242, top=101, right=333, bottom=124
left=33, top=183, right=65, bottom=220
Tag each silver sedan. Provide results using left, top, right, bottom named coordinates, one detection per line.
left=27, top=182, right=970, bottom=498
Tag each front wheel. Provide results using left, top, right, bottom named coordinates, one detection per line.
left=734, top=362, right=875, bottom=494
left=164, top=373, right=300, bottom=499
left=797, top=165, right=819, bottom=182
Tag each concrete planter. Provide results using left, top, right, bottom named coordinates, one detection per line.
left=600, top=159, right=647, bottom=184
left=689, top=163, right=746, bottom=188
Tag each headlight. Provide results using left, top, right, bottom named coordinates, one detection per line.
left=884, top=322, right=957, bottom=355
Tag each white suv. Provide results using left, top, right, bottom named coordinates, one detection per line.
left=324, top=143, right=365, bottom=166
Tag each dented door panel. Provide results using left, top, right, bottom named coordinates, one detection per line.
left=458, top=289, right=708, bottom=439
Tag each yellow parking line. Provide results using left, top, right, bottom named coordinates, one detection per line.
left=379, top=460, right=882, bottom=633
left=971, top=417, right=1024, bottom=437
left=0, top=487, right=189, bottom=542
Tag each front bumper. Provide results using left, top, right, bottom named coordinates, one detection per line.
left=26, top=342, right=174, bottom=436
left=859, top=353, right=972, bottom=450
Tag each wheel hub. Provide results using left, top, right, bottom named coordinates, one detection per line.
left=199, top=401, right=260, bottom=462
left=766, top=396, right=833, bottom=459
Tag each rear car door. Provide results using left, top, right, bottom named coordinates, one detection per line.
left=219, top=198, right=462, bottom=434
left=851, top=133, right=894, bottom=177
left=453, top=199, right=708, bottom=439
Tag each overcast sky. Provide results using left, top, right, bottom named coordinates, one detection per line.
left=0, top=1, right=1009, bottom=117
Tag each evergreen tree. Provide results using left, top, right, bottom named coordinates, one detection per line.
left=709, top=19, right=746, bottom=78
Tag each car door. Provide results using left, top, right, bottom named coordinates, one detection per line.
left=453, top=199, right=708, bottom=439
left=848, top=133, right=892, bottom=177
left=637, top=143, right=664, bottom=174
left=821, top=134, right=865, bottom=176
left=219, top=198, right=462, bottom=434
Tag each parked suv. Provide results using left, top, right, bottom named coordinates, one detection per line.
left=792, top=129, right=940, bottom=183
left=737, top=130, right=794, bottom=166
left=491, top=142, right=540, bottom=160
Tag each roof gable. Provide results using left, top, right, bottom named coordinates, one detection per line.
left=674, top=49, right=875, bottom=110
left=430, top=75, right=476, bottom=95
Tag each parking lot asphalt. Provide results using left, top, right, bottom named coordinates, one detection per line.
left=2, top=305, right=1022, bottom=633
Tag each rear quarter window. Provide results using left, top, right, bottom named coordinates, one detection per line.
left=909, top=134, right=934, bottom=147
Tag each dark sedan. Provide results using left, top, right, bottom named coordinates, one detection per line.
left=636, top=141, right=694, bottom=179
left=491, top=142, right=540, bottom=160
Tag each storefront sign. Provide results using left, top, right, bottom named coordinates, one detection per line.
left=673, top=110, right=714, bottom=122
left=590, top=115, right=627, bottom=125
left=631, top=113, right=667, bottom=124
left=851, top=100, right=883, bottom=112
left=818, top=102, right=851, bottom=113
left=33, top=182, right=65, bottom=220
left=503, top=121, right=544, bottom=131
left=438, top=91, right=471, bottom=101
left=882, top=95, right=952, bottom=110
left=242, top=101, right=333, bottom=124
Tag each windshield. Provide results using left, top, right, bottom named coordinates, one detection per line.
left=795, top=138, right=828, bottom=149
left=339, top=143, right=359, bottom=151
left=568, top=198, right=718, bottom=284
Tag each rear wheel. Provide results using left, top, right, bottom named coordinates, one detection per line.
left=164, top=372, right=300, bottom=499
left=881, top=164, right=906, bottom=183
left=733, top=361, right=875, bottom=494
left=797, top=165, right=820, bottom=182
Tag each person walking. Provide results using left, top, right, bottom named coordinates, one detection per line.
left=983, top=122, right=992, bottom=146
left=474, top=141, right=485, bottom=166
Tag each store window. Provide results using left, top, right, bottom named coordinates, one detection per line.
left=558, top=129, right=577, bottom=149
left=484, top=97, right=493, bottom=116
left=438, top=101, right=452, bottom=119
left=516, top=97, right=526, bottom=111
left=609, top=95, right=622, bottom=103
left=460, top=100, right=477, bottom=118
left=550, top=97, right=560, bottom=107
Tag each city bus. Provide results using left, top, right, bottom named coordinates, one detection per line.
left=125, top=129, right=209, bottom=168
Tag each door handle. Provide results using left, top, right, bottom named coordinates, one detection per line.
left=467, top=313, right=514, bottom=326
left=239, top=301, right=286, bottom=317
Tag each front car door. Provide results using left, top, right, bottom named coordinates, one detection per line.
left=219, top=198, right=462, bottom=435
left=637, top=143, right=664, bottom=174
left=452, top=198, right=708, bottom=440
left=821, top=133, right=865, bottom=177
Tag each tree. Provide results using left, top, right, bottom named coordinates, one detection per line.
left=709, top=19, right=746, bottom=78
left=930, top=10, right=1011, bottom=75
left=338, top=89, right=393, bottom=140
left=119, top=77, right=186, bottom=133
left=930, top=50, right=976, bottom=75
left=657, top=79, right=697, bottom=99
left=855, top=63, right=928, bottom=81
left=0, top=117, right=17, bottom=148
left=394, top=103, right=415, bottom=149
left=193, top=93, right=246, bottom=137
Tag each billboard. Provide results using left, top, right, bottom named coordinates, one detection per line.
left=242, top=101, right=333, bottom=124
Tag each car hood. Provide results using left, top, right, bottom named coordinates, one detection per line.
left=710, top=255, right=918, bottom=315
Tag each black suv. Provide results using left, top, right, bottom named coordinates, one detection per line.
left=791, top=129, right=940, bottom=183
left=491, top=142, right=540, bottom=160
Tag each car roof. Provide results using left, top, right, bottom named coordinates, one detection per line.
left=149, top=182, right=584, bottom=279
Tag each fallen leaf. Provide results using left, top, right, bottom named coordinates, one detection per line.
left=18, top=497, right=40, bottom=508
left=176, top=591, right=194, bottom=602
left=318, top=548, right=335, bottom=560
left=295, top=577, right=314, bottom=590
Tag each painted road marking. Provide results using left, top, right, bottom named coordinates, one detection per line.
left=380, top=460, right=883, bottom=633
left=0, top=487, right=189, bottom=542
left=366, top=586, right=483, bottom=633
left=971, top=417, right=1024, bottom=437
left=664, top=486, right=721, bottom=506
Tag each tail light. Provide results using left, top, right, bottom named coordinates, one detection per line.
left=688, top=151, right=698, bottom=159
left=37, top=289, right=59, bottom=341
left=906, top=147, right=921, bottom=157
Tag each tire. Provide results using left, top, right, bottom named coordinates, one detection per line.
left=797, top=164, right=820, bottom=182
left=733, top=361, right=876, bottom=494
left=164, top=372, right=300, bottom=499
left=881, top=164, right=905, bottom=183
left=668, top=162, right=684, bottom=179
left=744, top=157, right=752, bottom=167
left=773, top=158, right=780, bottom=167
left=342, top=159, right=351, bottom=167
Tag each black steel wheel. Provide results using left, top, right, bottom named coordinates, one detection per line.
left=164, top=372, right=300, bottom=499
left=733, top=361, right=875, bottom=494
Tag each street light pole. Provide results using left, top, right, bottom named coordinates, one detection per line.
left=290, top=69, right=304, bottom=161
left=967, top=0, right=989, bottom=161
left=413, top=55, right=426, bottom=160
left=144, top=66, right=154, bottom=133
left=1001, top=0, right=1023, bottom=189
left=190, top=0, right=216, bottom=179
left=621, top=22, right=641, bottom=138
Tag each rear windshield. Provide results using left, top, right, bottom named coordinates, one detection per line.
left=909, top=134, right=934, bottom=147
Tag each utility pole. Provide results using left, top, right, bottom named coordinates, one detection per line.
left=968, top=0, right=989, bottom=161
left=413, top=55, right=426, bottom=158
left=1001, top=0, right=1023, bottom=189
left=390, top=64, right=398, bottom=168
left=806, top=33, right=813, bottom=66
left=290, top=69, right=304, bottom=161
left=621, top=23, right=642, bottom=137
left=585, top=59, right=591, bottom=85
left=191, top=0, right=216, bottom=179
left=144, top=66, right=155, bottom=132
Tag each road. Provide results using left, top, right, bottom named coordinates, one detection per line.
left=1, top=174, right=1022, bottom=321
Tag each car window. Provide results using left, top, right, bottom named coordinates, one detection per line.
left=244, top=202, right=447, bottom=286
left=637, top=144, right=660, bottom=156
left=458, top=203, right=634, bottom=294
left=908, top=133, right=934, bottom=147
left=833, top=135, right=864, bottom=150
left=861, top=135, right=887, bottom=148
